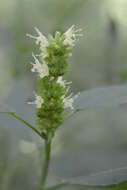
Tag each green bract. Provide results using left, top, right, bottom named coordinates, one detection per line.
left=44, top=32, right=70, bottom=76
left=37, top=33, right=69, bottom=137
left=37, top=76, right=65, bottom=135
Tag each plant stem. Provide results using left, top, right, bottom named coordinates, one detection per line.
left=41, top=138, right=52, bottom=190
left=0, top=112, right=42, bottom=138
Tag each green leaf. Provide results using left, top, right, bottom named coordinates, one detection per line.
left=46, top=166, right=127, bottom=189
left=46, top=181, right=127, bottom=190
left=74, top=85, right=127, bottom=112
left=0, top=111, right=42, bottom=138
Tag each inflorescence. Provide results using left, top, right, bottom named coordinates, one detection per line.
left=27, top=25, right=82, bottom=139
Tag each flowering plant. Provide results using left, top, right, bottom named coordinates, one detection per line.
left=1, top=25, right=127, bottom=190
left=27, top=25, right=82, bottom=189
left=0, top=25, right=82, bottom=189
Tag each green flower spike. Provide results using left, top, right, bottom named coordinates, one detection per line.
left=27, top=25, right=82, bottom=141
left=27, top=25, right=82, bottom=190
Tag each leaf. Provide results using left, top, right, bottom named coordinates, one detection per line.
left=0, top=111, right=42, bottom=138
left=46, top=181, right=127, bottom=190
left=69, top=167, right=127, bottom=186
left=73, top=85, right=127, bottom=112
left=46, top=182, right=71, bottom=190
left=46, top=167, right=127, bottom=190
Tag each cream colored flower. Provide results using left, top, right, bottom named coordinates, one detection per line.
left=62, top=92, right=80, bottom=110
left=28, top=93, right=44, bottom=109
left=63, top=25, right=82, bottom=47
left=63, top=93, right=74, bottom=110
left=27, top=27, right=48, bottom=58
left=31, top=53, right=49, bottom=78
left=57, top=76, right=72, bottom=87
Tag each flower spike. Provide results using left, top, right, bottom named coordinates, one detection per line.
left=27, top=25, right=82, bottom=133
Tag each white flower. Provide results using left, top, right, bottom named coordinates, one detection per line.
left=27, top=27, right=49, bottom=58
left=62, top=92, right=80, bottom=110
left=56, top=76, right=79, bottom=110
left=63, top=25, right=82, bottom=47
left=50, top=76, right=54, bottom=81
left=34, top=94, right=44, bottom=108
left=63, top=93, right=74, bottom=110
left=57, top=76, right=72, bottom=88
left=31, top=53, right=49, bottom=78
left=28, top=93, right=44, bottom=108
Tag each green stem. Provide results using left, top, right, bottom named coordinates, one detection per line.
left=41, top=138, right=52, bottom=190
left=0, top=112, right=42, bottom=138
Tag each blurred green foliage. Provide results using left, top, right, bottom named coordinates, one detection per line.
left=1, top=0, right=127, bottom=189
